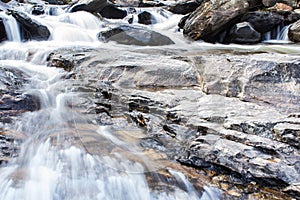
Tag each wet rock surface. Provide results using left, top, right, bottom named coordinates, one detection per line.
left=0, top=66, right=39, bottom=163
left=47, top=46, right=300, bottom=199
left=98, top=25, right=175, bottom=46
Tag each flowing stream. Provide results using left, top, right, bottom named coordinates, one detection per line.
left=0, top=2, right=224, bottom=200
left=1, top=1, right=300, bottom=199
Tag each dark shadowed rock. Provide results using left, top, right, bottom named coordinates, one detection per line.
left=98, top=25, right=175, bottom=46
left=31, top=5, right=45, bottom=15
left=167, top=0, right=202, bottom=15
left=178, top=14, right=189, bottom=29
left=70, top=0, right=107, bottom=13
left=0, top=18, right=7, bottom=42
left=138, top=11, right=154, bottom=25
left=227, top=22, right=261, bottom=44
left=183, top=0, right=249, bottom=42
left=241, top=11, right=284, bottom=33
left=99, top=4, right=127, bottom=19
left=9, top=10, right=50, bottom=41
left=288, top=19, right=300, bottom=42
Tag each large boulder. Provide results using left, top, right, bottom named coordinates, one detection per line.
left=288, top=19, right=300, bottom=42
left=98, top=25, right=175, bottom=46
left=9, top=10, right=50, bottom=41
left=226, top=22, right=261, bottom=44
left=241, top=11, right=284, bottom=33
left=183, top=0, right=255, bottom=42
left=69, top=0, right=107, bottom=13
left=0, top=18, right=7, bottom=42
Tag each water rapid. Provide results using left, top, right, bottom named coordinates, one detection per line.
left=0, top=2, right=221, bottom=200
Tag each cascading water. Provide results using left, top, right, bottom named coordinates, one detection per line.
left=0, top=12, right=21, bottom=42
left=0, top=2, right=221, bottom=200
left=262, top=24, right=292, bottom=44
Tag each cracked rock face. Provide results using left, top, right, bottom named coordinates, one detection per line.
left=47, top=46, right=300, bottom=199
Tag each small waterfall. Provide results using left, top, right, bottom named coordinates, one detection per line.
left=262, top=24, right=292, bottom=43
left=276, top=24, right=291, bottom=41
left=0, top=12, right=21, bottom=42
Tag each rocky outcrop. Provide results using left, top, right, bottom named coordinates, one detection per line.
left=181, top=0, right=300, bottom=44
left=69, top=0, right=107, bottom=13
left=9, top=10, right=50, bottom=41
left=47, top=46, right=300, bottom=199
left=99, top=4, right=127, bottom=19
left=288, top=19, right=300, bottom=42
left=98, top=25, right=175, bottom=46
left=183, top=0, right=251, bottom=42
left=226, top=22, right=261, bottom=44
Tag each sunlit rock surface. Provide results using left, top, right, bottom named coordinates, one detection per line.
left=47, top=46, right=300, bottom=199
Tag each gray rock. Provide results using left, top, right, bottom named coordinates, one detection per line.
left=46, top=47, right=300, bottom=199
left=193, top=53, right=300, bottom=113
left=227, top=22, right=261, bottom=44
left=98, top=25, right=175, bottom=46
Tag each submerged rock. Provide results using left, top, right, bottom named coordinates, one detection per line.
left=9, top=10, right=50, bottom=41
left=98, top=25, right=175, bottom=46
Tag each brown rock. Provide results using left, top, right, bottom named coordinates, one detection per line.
left=268, top=2, right=293, bottom=11
left=288, top=19, right=300, bottom=42
left=183, top=0, right=251, bottom=42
